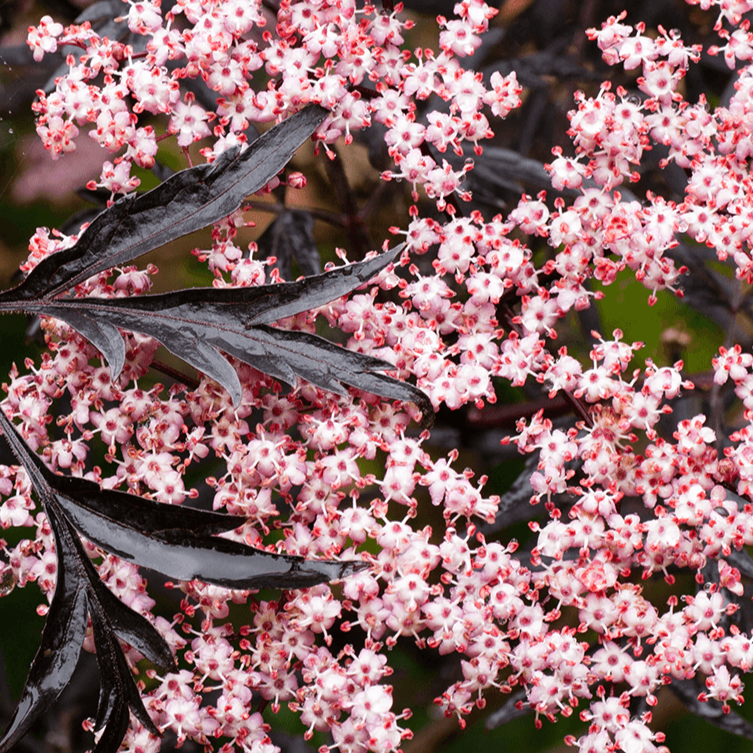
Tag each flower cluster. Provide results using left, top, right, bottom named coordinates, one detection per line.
left=6, top=0, right=753, bottom=752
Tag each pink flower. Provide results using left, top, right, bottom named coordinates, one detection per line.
left=12, top=3, right=753, bottom=752
left=27, top=15, right=64, bottom=62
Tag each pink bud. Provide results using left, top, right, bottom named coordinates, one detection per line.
left=287, top=171, right=307, bottom=189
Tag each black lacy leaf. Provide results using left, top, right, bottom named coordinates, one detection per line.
left=0, top=105, right=328, bottom=302
left=0, top=500, right=89, bottom=753
left=0, top=408, right=368, bottom=753
left=0, top=105, right=430, bottom=419
left=257, top=209, right=320, bottom=280
left=19, top=242, right=430, bottom=414
left=0, top=408, right=368, bottom=588
left=0, top=487, right=165, bottom=753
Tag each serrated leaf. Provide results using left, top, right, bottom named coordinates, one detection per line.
left=0, top=409, right=173, bottom=753
left=87, top=593, right=159, bottom=739
left=58, top=488, right=366, bottom=589
left=94, top=241, right=404, bottom=326
left=90, top=701, right=130, bottom=753
left=0, top=105, right=327, bottom=302
left=13, top=244, right=432, bottom=418
left=51, top=309, right=126, bottom=380
left=88, top=569, right=177, bottom=671
left=51, top=474, right=247, bottom=538
left=0, top=112, right=430, bottom=419
left=0, top=502, right=88, bottom=753
left=0, top=408, right=368, bottom=589
left=0, top=105, right=429, bottom=417
left=0, top=404, right=368, bottom=753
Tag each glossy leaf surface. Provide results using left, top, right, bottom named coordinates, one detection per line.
left=0, top=501, right=89, bottom=753
left=0, top=408, right=367, bottom=588
left=0, top=407, right=367, bottom=753
left=0, top=105, right=327, bottom=301
left=0, top=104, right=429, bottom=416
left=21, top=243, right=431, bottom=415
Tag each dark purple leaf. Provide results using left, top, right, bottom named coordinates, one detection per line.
left=0, top=409, right=174, bottom=753
left=90, top=693, right=130, bottom=753
left=87, top=564, right=177, bottom=671
left=0, top=403, right=369, bottom=753
left=445, top=144, right=553, bottom=195
left=86, top=592, right=160, bottom=740
left=0, top=105, right=327, bottom=302
left=18, top=243, right=432, bottom=419
left=62, top=500, right=178, bottom=670
left=0, top=477, right=165, bottom=753
left=53, top=475, right=247, bottom=538
left=0, top=502, right=88, bottom=753
left=57, top=488, right=366, bottom=589
left=0, top=105, right=429, bottom=418
left=257, top=209, right=320, bottom=279
left=483, top=49, right=599, bottom=92
left=100, top=241, right=404, bottom=326
left=0, top=408, right=368, bottom=589
left=53, top=309, right=126, bottom=381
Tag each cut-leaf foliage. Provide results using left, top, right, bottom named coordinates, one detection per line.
left=0, top=105, right=430, bottom=418
left=0, top=408, right=367, bottom=753
left=0, top=106, right=328, bottom=300
left=257, top=208, right=321, bottom=279
left=16, top=242, right=429, bottom=413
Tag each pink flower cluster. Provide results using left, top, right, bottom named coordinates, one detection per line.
left=6, top=0, right=753, bottom=752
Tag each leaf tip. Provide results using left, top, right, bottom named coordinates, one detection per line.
left=335, top=560, right=372, bottom=580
